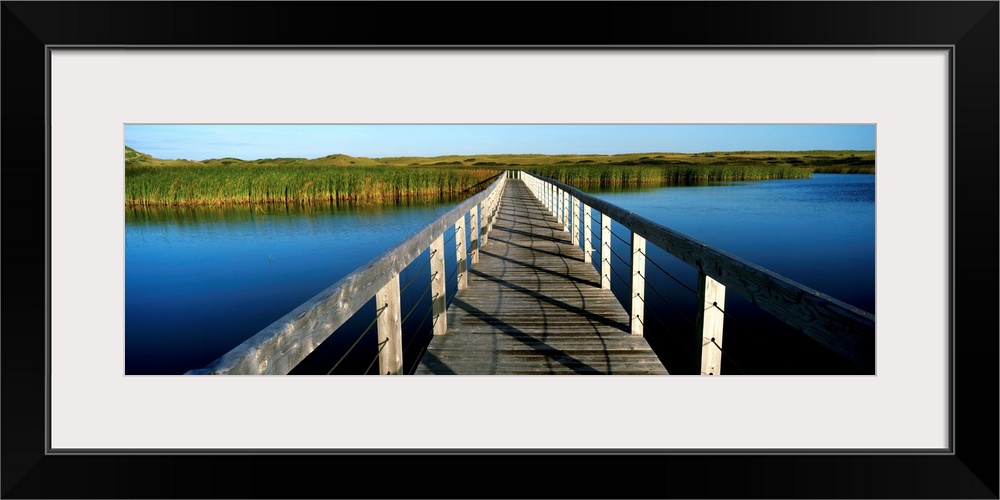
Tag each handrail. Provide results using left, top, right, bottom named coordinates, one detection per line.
left=520, top=171, right=875, bottom=371
left=187, top=172, right=508, bottom=375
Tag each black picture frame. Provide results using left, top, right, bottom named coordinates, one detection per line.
left=3, top=2, right=997, bottom=498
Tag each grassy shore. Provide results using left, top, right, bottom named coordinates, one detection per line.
left=125, top=148, right=874, bottom=206
left=125, top=164, right=501, bottom=206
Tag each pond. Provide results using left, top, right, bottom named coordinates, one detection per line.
left=125, top=174, right=875, bottom=375
left=581, top=174, right=875, bottom=374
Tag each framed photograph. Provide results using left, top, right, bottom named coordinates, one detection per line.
left=4, top=2, right=996, bottom=498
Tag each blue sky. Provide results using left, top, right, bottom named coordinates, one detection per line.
left=125, top=124, right=875, bottom=161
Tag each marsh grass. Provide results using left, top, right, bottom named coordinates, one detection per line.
left=520, top=163, right=812, bottom=186
left=125, top=164, right=501, bottom=207
left=124, top=147, right=874, bottom=206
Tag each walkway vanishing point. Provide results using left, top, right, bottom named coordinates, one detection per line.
left=415, top=179, right=667, bottom=374
left=189, top=171, right=875, bottom=376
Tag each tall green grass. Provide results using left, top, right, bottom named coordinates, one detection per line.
left=811, top=166, right=876, bottom=174
left=124, top=147, right=874, bottom=207
left=125, top=165, right=501, bottom=207
left=522, top=164, right=813, bottom=187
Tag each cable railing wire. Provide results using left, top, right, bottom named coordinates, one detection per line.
left=638, top=248, right=699, bottom=297
left=589, top=224, right=602, bottom=244
left=399, top=249, right=436, bottom=296
left=637, top=270, right=697, bottom=326
left=609, top=245, right=631, bottom=268
left=709, top=301, right=751, bottom=331
left=401, top=294, right=438, bottom=362
left=610, top=228, right=632, bottom=246
left=326, top=303, right=388, bottom=375
left=709, top=336, right=747, bottom=375
left=400, top=271, right=437, bottom=326
left=364, top=337, right=391, bottom=374
left=607, top=259, right=629, bottom=287
left=644, top=304, right=699, bottom=363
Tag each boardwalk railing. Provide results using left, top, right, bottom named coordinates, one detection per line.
left=187, top=172, right=509, bottom=375
left=519, top=172, right=876, bottom=374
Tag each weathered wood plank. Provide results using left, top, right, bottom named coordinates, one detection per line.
left=417, top=179, right=668, bottom=375
left=426, top=336, right=656, bottom=348
left=416, top=356, right=668, bottom=375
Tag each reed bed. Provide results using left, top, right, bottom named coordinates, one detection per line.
left=124, top=147, right=873, bottom=207
left=125, top=165, right=501, bottom=207
left=811, top=166, right=876, bottom=174
left=521, top=164, right=813, bottom=187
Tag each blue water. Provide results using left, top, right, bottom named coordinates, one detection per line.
left=581, top=174, right=875, bottom=374
left=125, top=201, right=468, bottom=375
left=584, top=174, right=875, bottom=313
left=125, top=174, right=875, bottom=375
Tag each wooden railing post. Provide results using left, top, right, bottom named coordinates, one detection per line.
left=455, top=215, right=468, bottom=290
left=469, top=204, right=479, bottom=265
left=571, top=196, right=580, bottom=248
left=481, top=192, right=492, bottom=247
left=430, top=234, right=447, bottom=336
left=376, top=274, right=403, bottom=374
left=562, top=189, right=570, bottom=232
left=601, top=212, right=611, bottom=290
left=490, top=180, right=503, bottom=235
left=489, top=186, right=498, bottom=236
left=583, top=204, right=593, bottom=264
left=697, top=272, right=726, bottom=375
left=551, top=184, right=557, bottom=217
left=557, top=188, right=563, bottom=225
left=554, top=187, right=560, bottom=222
left=630, top=232, right=646, bottom=336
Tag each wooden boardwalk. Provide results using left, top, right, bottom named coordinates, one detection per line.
left=416, top=180, right=669, bottom=375
left=192, top=171, right=872, bottom=376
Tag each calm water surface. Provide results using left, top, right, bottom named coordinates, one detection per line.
left=125, top=174, right=874, bottom=375
left=125, top=200, right=465, bottom=375
left=583, top=174, right=875, bottom=374
left=584, top=174, right=875, bottom=312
